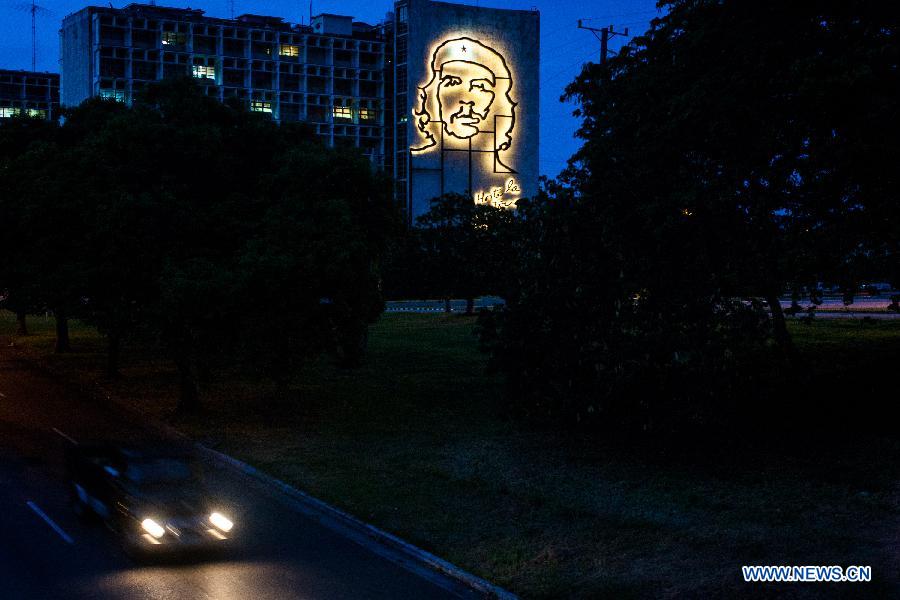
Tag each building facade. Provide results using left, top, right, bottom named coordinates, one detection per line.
left=51, top=1, right=540, bottom=220
left=392, top=0, right=540, bottom=221
left=59, top=4, right=387, bottom=164
left=0, top=70, right=60, bottom=121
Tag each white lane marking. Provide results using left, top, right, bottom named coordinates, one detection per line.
left=0, top=391, right=6, bottom=397
left=52, top=428, right=78, bottom=445
left=26, top=501, right=74, bottom=545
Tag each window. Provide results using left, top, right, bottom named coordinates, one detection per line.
left=359, top=108, right=376, bottom=121
left=0, top=107, right=20, bottom=118
left=334, top=79, right=353, bottom=95
left=279, top=44, right=300, bottom=58
left=99, top=89, right=126, bottom=103
left=223, top=69, right=244, bottom=86
left=194, top=36, right=216, bottom=54
left=332, top=105, right=352, bottom=120
left=133, top=61, right=157, bottom=80
left=250, top=100, right=272, bottom=113
left=192, top=64, right=215, bottom=80
left=252, top=42, right=272, bottom=57
left=126, top=459, right=194, bottom=484
left=161, top=31, right=186, bottom=46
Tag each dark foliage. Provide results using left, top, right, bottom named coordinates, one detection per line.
left=0, top=78, right=395, bottom=410
left=381, top=193, right=520, bottom=310
left=479, top=1, right=898, bottom=432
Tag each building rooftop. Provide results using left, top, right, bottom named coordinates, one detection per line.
left=0, top=68, right=59, bottom=77
left=122, top=3, right=205, bottom=16
left=65, top=3, right=381, bottom=38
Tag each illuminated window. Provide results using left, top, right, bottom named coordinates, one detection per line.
left=359, top=108, right=376, bottom=121
left=0, top=107, right=46, bottom=119
left=279, top=44, right=300, bottom=57
left=332, top=105, right=352, bottom=120
left=192, top=65, right=215, bottom=80
left=99, top=89, right=126, bottom=103
left=161, top=32, right=186, bottom=46
left=250, top=100, right=272, bottom=113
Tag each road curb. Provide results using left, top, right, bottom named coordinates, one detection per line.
left=9, top=348, right=517, bottom=599
left=199, top=446, right=518, bottom=600
left=107, top=393, right=517, bottom=598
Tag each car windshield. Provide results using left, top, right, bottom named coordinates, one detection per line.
left=125, top=458, right=195, bottom=484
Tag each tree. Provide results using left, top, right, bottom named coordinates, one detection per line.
left=480, top=1, right=898, bottom=432
left=235, top=140, right=394, bottom=376
left=67, top=78, right=395, bottom=410
left=2, top=77, right=397, bottom=412
left=563, top=0, right=898, bottom=361
left=58, top=98, right=142, bottom=371
left=0, top=113, right=88, bottom=352
left=0, top=115, right=60, bottom=338
left=415, top=193, right=520, bottom=313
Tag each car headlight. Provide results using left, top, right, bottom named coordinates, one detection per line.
left=141, top=518, right=165, bottom=538
left=209, top=512, right=233, bottom=532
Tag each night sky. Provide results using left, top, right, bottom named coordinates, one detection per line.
left=0, top=0, right=661, bottom=179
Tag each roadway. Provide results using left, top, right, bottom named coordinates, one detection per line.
left=385, top=295, right=900, bottom=319
left=0, top=348, right=476, bottom=600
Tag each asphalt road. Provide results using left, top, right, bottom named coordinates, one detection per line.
left=384, top=295, right=900, bottom=317
left=0, top=350, right=475, bottom=600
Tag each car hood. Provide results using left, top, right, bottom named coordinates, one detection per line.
left=131, top=484, right=212, bottom=518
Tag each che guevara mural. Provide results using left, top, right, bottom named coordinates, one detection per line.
left=410, top=35, right=525, bottom=209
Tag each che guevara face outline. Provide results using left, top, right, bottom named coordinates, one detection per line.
left=412, top=36, right=517, bottom=172
left=437, top=61, right=496, bottom=139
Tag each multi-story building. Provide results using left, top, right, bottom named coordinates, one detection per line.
left=0, top=70, right=60, bottom=121
left=56, top=1, right=539, bottom=221
left=391, top=0, right=540, bottom=221
left=60, top=4, right=387, bottom=164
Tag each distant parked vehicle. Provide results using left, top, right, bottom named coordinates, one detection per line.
left=861, top=282, right=892, bottom=296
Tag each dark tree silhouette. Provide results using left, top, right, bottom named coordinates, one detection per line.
left=479, top=1, right=897, bottom=431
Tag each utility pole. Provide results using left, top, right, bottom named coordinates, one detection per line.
left=30, top=0, right=36, bottom=71
left=577, top=20, right=629, bottom=64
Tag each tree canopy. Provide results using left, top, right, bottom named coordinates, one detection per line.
left=382, top=193, right=520, bottom=313
left=478, top=1, right=898, bottom=431
left=0, top=78, right=396, bottom=411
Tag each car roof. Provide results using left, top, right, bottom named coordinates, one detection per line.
left=77, top=439, right=195, bottom=461
left=117, top=442, right=195, bottom=461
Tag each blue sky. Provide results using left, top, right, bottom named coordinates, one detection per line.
left=0, top=0, right=661, bottom=178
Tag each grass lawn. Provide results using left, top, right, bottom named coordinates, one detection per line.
left=2, top=311, right=899, bottom=598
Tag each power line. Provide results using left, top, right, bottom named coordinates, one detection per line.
left=579, top=9, right=659, bottom=20
left=543, top=48, right=600, bottom=84
left=542, top=34, right=586, bottom=56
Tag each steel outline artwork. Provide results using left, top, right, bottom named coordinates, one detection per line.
left=411, top=36, right=518, bottom=174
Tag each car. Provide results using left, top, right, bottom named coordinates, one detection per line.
left=65, top=442, right=235, bottom=556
